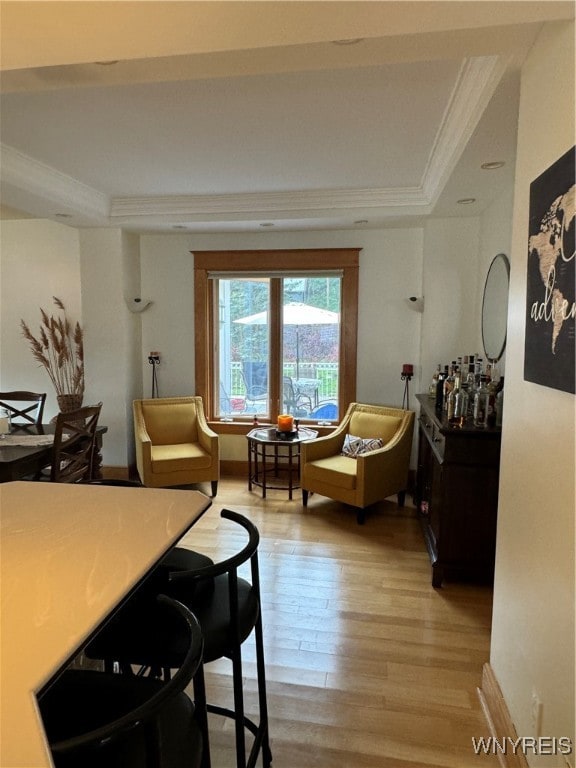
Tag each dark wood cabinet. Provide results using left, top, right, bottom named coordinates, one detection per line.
left=415, top=394, right=501, bottom=588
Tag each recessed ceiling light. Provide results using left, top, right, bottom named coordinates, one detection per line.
left=354, top=219, right=369, bottom=225
left=332, top=38, right=364, bottom=46
left=481, top=161, right=505, bottom=170
left=457, top=198, right=476, bottom=205
left=259, top=222, right=274, bottom=228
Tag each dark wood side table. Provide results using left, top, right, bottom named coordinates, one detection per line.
left=247, top=426, right=318, bottom=499
left=414, top=394, right=501, bottom=587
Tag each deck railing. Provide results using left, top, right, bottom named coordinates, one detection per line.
left=229, top=361, right=339, bottom=401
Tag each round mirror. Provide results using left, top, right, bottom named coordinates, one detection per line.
left=482, top=253, right=510, bottom=363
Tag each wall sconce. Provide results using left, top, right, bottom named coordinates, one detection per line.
left=125, top=297, right=153, bottom=313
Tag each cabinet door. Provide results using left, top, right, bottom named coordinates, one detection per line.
left=415, top=425, right=432, bottom=512
left=429, top=457, right=443, bottom=549
left=441, top=464, right=498, bottom=571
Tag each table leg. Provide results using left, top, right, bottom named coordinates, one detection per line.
left=261, top=443, right=267, bottom=499
left=288, top=444, right=294, bottom=500
left=247, top=439, right=253, bottom=491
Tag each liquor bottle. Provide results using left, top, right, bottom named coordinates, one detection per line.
left=453, top=384, right=469, bottom=427
left=252, top=414, right=259, bottom=427
left=486, top=374, right=500, bottom=427
left=447, top=369, right=461, bottom=423
left=443, top=362, right=456, bottom=412
left=473, top=376, right=490, bottom=428
left=435, top=367, right=446, bottom=412
left=465, top=360, right=476, bottom=417
left=429, top=364, right=441, bottom=398
left=495, top=382, right=504, bottom=427
left=475, top=356, right=484, bottom=386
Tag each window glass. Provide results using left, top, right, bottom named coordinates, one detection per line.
left=214, top=275, right=341, bottom=422
left=217, top=278, right=270, bottom=419
left=281, top=277, right=340, bottom=420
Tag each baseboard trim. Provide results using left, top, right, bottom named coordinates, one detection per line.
left=101, top=465, right=130, bottom=480
left=477, top=663, right=529, bottom=768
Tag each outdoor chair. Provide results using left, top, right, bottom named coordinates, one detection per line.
left=240, top=362, right=268, bottom=411
left=283, top=376, right=312, bottom=416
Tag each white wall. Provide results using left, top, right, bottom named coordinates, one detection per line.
left=420, top=216, right=482, bottom=382
left=490, top=21, right=575, bottom=766
left=79, top=228, right=142, bottom=468
left=475, top=187, right=516, bottom=375
left=0, top=219, right=81, bottom=419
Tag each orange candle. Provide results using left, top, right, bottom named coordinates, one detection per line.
left=277, top=414, right=294, bottom=432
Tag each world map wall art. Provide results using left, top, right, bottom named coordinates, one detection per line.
left=524, top=145, right=575, bottom=394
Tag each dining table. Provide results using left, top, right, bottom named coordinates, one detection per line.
left=0, top=423, right=107, bottom=483
left=0, top=480, right=212, bottom=768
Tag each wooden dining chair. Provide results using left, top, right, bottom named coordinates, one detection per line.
left=48, top=403, right=103, bottom=483
left=0, top=390, right=46, bottom=426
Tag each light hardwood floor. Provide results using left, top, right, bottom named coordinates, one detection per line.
left=179, top=478, right=498, bottom=768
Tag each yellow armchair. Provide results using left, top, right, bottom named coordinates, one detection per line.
left=133, top=396, right=219, bottom=496
left=300, top=402, right=415, bottom=523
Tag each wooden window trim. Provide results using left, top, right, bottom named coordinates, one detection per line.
left=193, top=248, right=359, bottom=431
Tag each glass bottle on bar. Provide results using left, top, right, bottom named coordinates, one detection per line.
left=451, top=372, right=469, bottom=427
left=443, top=362, right=456, bottom=412
left=495, top=377, right=505, bottom=427
left=465, top=357, right=476, bottom=417
left=429, top=364, right=441, bottom=398
left=447, top=368, right=461, bottom=423
left=435, top=366, right=447, bottom=412
left=486, top=372, right=500, bottom=427
left=473, top=375, right=490, bottom=427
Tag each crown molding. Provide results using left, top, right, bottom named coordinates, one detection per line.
left=109, top=185, right=430, bottom=219
left=422, top=54, right=509, bottom=203
left=0, top=143, right=109, bottom=220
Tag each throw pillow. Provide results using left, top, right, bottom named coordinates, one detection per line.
left=341, top=434, right=384, bottom=457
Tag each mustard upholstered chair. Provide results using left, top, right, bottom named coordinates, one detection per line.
left=134, top=396, right=219, bottom=496
left=301, top=402, right=415, bottom=523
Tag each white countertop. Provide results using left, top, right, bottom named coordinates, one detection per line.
left=0, top=481, right=211, bottom=768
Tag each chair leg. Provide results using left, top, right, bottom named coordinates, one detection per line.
left=211, top=480, right=218, bottom=497
left=398, top=489, right=406, bottom=507
left=193, top=665, right=212, bottom=768
left=254, top=611, right=272, bottom=768
left=356, top=508, right=366, bottom=525
left=302, top=489, right=309, bottom=507
left=231, top=646, right=247, bottom=768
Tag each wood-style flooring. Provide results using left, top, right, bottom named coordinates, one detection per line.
left=178, top=478, right=498, bottom=768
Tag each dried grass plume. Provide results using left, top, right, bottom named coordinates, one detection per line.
left=21, top=297, right=85, bottom=396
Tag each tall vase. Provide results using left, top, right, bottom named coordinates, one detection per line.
left=57, top=394, right=83, bottom=413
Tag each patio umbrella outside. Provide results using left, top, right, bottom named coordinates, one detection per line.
left=234, top=301, right=339, bottom=378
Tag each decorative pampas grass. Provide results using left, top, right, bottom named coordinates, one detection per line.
left=21, top=297, right=85, bottom=397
